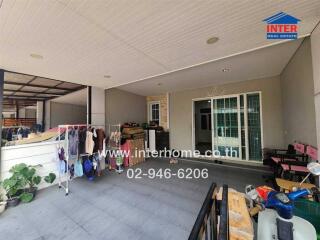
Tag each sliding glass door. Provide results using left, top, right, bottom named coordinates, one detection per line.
left=212, top=96, right=241, bottom=159
left=247, top=93, right=262, bottom=160
left=193, top=92, right=262, bottom=161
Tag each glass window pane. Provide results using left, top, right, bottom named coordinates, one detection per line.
left=247, top=93, right=262, bottom=161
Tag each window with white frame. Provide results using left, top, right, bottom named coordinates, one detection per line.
left=148, top=102, right=160, bottom=125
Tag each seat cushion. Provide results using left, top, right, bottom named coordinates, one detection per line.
left=281, top=164, right=308, bottom=172
left=272, top=157, right=280, bottom=163
left=272, top=157, right=296, bottom=163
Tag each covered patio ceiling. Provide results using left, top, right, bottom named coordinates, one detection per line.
left=0, top=1, right=319, bottom=90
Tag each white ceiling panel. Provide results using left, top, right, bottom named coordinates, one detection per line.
left=118, top=38, right=303, bottom=96
left=0, top=0, right=319, bottom=90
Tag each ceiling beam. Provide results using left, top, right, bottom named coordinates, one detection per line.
left=3, top=103, right=35, bottom=106
left=4, top=80, right=74, bottom=91
left=3, top=96, right=53, bottom=101
left=3, top=88, right=64, bottom=96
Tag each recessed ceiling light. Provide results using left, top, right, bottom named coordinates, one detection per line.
left=206, top=37, right=219, bottom=44
left=104, top=75, right=111, bottom=79
left=222, top=68, right=230, bottom=72
left=30, top=53, right=43, bottom=59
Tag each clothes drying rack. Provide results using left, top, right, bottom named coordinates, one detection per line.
left=57, top=124, right=105, bottom=196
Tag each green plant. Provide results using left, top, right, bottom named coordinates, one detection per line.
left=2, top=175, right=24, bottom=200
left=44, top=173, right=56, bottom=184
left=10, top=163, right=42, bottom=190
left=5, top=163, right=56, bottom=203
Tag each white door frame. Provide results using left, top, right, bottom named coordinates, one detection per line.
left=192, top=91, right=263, bottom=163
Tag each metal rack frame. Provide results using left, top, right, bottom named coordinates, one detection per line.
left=58, top=124, right=87, bottom=195
left=57, top=124, right=106, bottom=196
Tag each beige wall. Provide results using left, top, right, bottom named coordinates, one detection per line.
left=169, top=76, right=284, bottom=151
left=49, top=102, right=86, bottom=128
left=146, top=94, right=169, bottom=129
left=105, top=88, right=147, bottom=126
left=280, top=38, right=317, bottom=146
left=311, top=24, right=320, bottom=159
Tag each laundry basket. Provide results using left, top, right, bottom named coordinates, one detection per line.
left=294, top=199, right=320, bottom=239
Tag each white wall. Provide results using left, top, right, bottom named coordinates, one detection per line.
left=1, top=141, right=63, bottom=189
left=280, top=38, right=317, bottom=146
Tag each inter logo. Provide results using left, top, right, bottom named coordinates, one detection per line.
left=263, top=12, right=300, bottom=40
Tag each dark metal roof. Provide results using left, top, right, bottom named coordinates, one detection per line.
left=3, top=72, right=86, bottom=108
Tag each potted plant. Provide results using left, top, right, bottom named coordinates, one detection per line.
left=5, top=163, right=57, bottom=204
left=2, top=175, right=24, bottom=207
left=13, top=164, right=56, bottom=203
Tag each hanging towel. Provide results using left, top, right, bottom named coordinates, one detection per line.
left=74, top=160, right=83, bottom=177
left=85, top=131, right=94, bottom=155
left=102, top=138, right=106, bottom=157
left=59, top=160, right=67, bottom=174
left=68, top=129, right=79, bottom=156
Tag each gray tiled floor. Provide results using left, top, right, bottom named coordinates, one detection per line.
left=0, top=158, right=269, bottom=240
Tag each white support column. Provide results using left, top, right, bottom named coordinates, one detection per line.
left=91, top=87, right=105, bottom=127
left=36, top=101, right=44, bottom=125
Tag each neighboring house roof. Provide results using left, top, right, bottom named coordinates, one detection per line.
left=263, top=12, right=301, bottom=24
